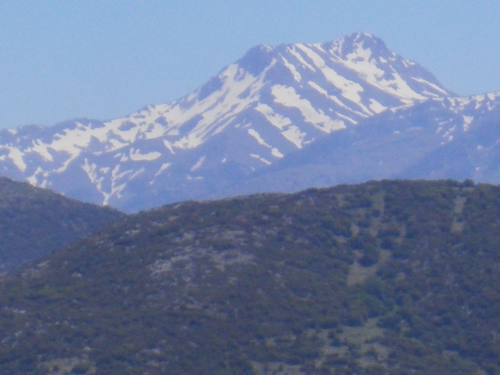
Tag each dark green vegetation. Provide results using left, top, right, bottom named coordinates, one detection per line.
left=0, top=177, right=124, bottom=271
left=0, top=179, right=499, bottom=374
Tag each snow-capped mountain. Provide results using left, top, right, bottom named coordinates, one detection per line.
left=0, top=33, right=456, bottom=211
left=233, top=91, right=500, bottom=195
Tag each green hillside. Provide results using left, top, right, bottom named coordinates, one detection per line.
left=0, top=180, right=498, bottom=374
left=0, top=177, right=124, bottom=271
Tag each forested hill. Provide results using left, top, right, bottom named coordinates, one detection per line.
left=0, top=177, right=124, bottom=271
left=0, top=179, right=499, bottom=374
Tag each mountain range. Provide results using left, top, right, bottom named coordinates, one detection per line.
left=0, top=33, right=499, bottom=211
left=2, top=32, right=500, bottom=375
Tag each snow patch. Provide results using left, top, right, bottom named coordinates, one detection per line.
left=248, top=129, right=271, bottom=148
left=368, top=99, right=387, bottom=113
left=82, top=159, right=106, bottom=203
left=130, top=148, right=161, bottom=161
left=8, top=147, right=27, bottom=171
left=129, top=167, right=145, bottom=180
left=255, top=103, right=307, bottom=148
left=250, top=154, right=271, bottom=165
left=247, top=128, right=283, bottom=158
left=272, top=85, right=346, bottom=132
left=462, top=115, right=474, bottom=131
left=287, top=46, right=316, bottom=71
left=411, top=77, right=449, bottom=96
left=163, top=140, right=175, bottom=154
left=155, top=162, right=171, bottom=177
left=335, top=112, right=357, bottom=124
left=307, top=81, right=367, bottom=117
left=30, top=141, right=54, bottom=162
left=296, top=44, right=369, bottom=112
left=191, top=156, right=206, bottom=172
left=282, top=57, right=302, bottom=81
left=271, top=148, right=284, bottom=158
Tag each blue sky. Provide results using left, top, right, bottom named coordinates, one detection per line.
left=1, top=0, right=499, bottom=129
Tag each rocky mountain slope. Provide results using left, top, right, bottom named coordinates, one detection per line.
left=0, top=180, right=499, bottom=374
left=0, top=177, right=124, bottom=271
left=0, top=33, right=453, bottom=211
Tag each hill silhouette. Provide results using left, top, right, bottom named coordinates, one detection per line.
left=0, top=177, right=124, bottom=272
left=0, top=179, right=498, bottom=374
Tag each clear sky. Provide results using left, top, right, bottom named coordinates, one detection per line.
left=1, top=0, right=499, bottom=129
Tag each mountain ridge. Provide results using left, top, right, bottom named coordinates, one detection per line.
left=0, top=33, right=454, bottom=211
left=0, top=179, right=499, bottom=374
left=231, top=91, right=500, bottom=196
left=0, top=176, right=124, bottom=271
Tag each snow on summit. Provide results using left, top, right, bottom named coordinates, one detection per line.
left=0, top=33, right=471, bottom=211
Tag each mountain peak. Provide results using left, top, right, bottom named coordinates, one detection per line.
left=329, top=32, right=393, bottom=60
left=236, top=33, right=391, bottom=77
left=0, top=33, right=461, bottom=211
left=342, top=32, right=378, bottom=43
left=237, top=44, right=275, bottom=76
left=344, top=32, right=382, bottom=43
